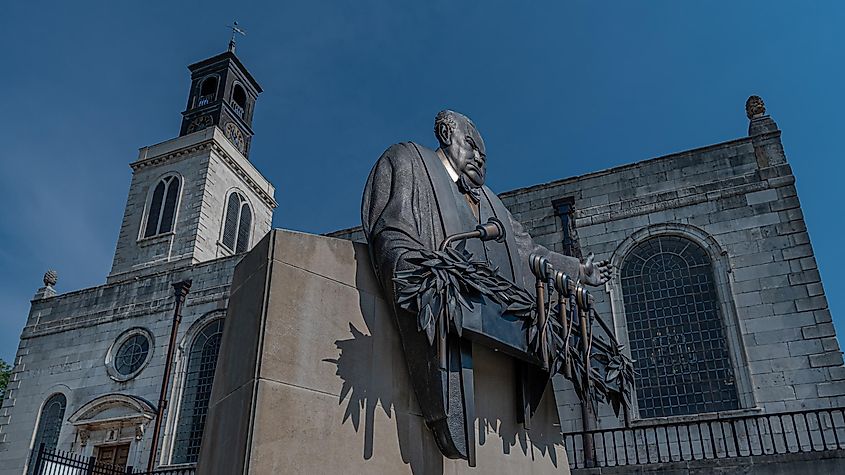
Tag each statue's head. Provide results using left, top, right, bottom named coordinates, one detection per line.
left=435, top=110, right=487, bottom=188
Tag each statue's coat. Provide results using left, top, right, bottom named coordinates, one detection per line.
left=361, top=142, right=581, bottom=458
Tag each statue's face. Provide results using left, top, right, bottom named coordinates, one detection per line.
left=444, top=120, right=487, bottom=187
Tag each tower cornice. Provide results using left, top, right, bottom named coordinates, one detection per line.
left=132, top=128, right=277, bottom=209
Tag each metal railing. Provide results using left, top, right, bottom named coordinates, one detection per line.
left=231, top=103, right=244, bottom=118
left=563, top=407, right=845, bottom=469
left=196, top=95, right=214, bottom=107
left=31, top=443, right=196, bottom=475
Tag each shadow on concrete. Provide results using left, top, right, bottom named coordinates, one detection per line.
left=323, top=244, right=563, bottom=474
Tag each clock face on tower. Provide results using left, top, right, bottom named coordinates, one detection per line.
left=224, top=122, right=246, bottom=152
left=186, top=115, right=213, bottom=133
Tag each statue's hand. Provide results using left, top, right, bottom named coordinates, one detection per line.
left=581, top=253, right=612, bottom=286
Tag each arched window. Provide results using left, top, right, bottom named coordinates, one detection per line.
left=172, top=319, right=224, bottom=464
left=143, top=176, right=180, bottom=238
left=32, top=393, right=67, bottom=454
left=231, top=85, right=246, bottom=118
left=621, top=235, right=739, bottom=418
left=197, top=76, right=218, bottom=107
left=221, top=192, right=252, bottom=253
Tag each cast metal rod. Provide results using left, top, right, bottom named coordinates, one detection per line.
left=147, top=279, right=192, bottom=472
left=529, top=254, right=553, bottom=371
left=438, top=217, right=505, bottom=251
left=579, top=289, right=596, bottom=467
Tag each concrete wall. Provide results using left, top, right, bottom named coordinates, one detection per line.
left=200, top=229, right=568, bottom=475
left=0, top=256, right=239, bottom=475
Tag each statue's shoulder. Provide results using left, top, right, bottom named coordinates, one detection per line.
left=380, top=141, right=429, bottom=160
left=375, top=142, right=432, bottom=170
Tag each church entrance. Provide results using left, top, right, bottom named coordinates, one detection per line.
left=95, top=443, right=130, bottom=469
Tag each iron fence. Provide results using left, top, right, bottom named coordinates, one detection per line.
left=31, top=444, right=196, bottom=475
left=563, top=407, right=845, bottom=469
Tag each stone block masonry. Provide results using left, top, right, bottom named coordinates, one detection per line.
left=0, top=253, right=240, bottom=475
left=498, top=104, right=843, bottom=442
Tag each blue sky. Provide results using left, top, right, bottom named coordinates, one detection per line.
left=1, top=1, right=843, bottom=364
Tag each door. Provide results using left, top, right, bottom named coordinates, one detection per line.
left=96, top=443, right=130, bottom=470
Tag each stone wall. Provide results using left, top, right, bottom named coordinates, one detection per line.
left=498, top=116, right=843, bottom=435
left=108, top=127, right=275, bottom=283
left=0, top=255, right=239, bottom=474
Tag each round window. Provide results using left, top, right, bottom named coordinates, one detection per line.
left=107, top=328, right=154, bottom=382
left=115, top=334, right=150, bottom=376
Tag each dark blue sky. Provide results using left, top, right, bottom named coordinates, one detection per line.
left=1, top=2, right=843, bottom=363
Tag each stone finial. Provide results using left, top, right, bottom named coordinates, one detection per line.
left=43, top=269, right=58, bottom=288
left=34, top=270, right=58, bottom=299
left=746, top=95, right=766, bottom=119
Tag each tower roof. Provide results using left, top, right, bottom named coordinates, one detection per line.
left=188, top=51, right=263, bottom=93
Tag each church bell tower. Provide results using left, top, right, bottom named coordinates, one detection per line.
left=179, top=44, right=262, bottom=157
left=107, top=44, right=276, bottom=283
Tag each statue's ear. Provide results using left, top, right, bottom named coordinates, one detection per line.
left=436, top=122, right=452, bottom=146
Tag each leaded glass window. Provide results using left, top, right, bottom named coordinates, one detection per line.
left=172, top=319, right=224, bottom=464
left=221, top=192, right=251, bottom=253
left=114, top=334, right=150, bottom=376
left=143, top=176, right=180, bottom=238
left=621, top=235, right=738, bottom=418
left=29, top=393, right=66, bottom=472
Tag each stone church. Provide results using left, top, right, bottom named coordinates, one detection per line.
left=1, top=46, right=842, bottom=474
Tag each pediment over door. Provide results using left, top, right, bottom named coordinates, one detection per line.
left=68, top=394, right=156, bottom=430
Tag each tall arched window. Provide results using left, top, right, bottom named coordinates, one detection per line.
left=231, top=84, right=246, bottom=118
left=31, top=393, right=66, bottom=455
left=621, top=235, right=738, bottom=418
left=143, top=176, right=180, bottom=238
left=221, top=192, right=252, bottom=253
left=197, top=76, right=218, bottom=107
left=172, top=319, right=224, bottom=464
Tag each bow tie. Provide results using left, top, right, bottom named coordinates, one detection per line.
left=457, top=175, right=481, bottom=204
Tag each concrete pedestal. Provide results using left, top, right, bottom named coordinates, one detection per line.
left=198, top=229, right=568, bottom=474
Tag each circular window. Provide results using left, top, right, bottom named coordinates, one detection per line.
left=115, top=334, right=150, bottom=376
left=107, top=328, right=154, bottom=382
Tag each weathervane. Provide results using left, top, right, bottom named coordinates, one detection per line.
left=227, top=21, right=247, bottom=53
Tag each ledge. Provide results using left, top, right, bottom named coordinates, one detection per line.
left=136, top=231, right=174, bottom=247
left=627, top=406, right=764, bottom=429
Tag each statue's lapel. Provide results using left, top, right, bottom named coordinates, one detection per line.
left=481, top=187, right=528, bottom=288
left=411, top=143, right=464, bottom=238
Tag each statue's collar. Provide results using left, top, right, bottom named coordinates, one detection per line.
left=435, top=148, right=460, bottom=183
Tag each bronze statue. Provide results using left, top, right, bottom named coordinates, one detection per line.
left=361, top=110, right=621, bottom=465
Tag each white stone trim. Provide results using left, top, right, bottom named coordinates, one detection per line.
left=160, top=311, right=225, bottom=466
left=608, top=223, right=756, bottom=422
left=67, top=394, right=156, bottom=426
left=137, top=172, right=184, bottom=242
left=104, top=327, right=155, bottom=383
left=217, top=188, right=254, bottom=255
left=23, top=387, right=72, bottom=474
left=131, top=128, right=276, bottom=209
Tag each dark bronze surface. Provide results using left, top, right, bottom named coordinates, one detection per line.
left=361, top=110, right=624, bottom=464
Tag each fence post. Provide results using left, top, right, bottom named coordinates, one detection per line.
left=124, top=464, right=134, bottom=474
left=31, top=443, right=46, bottom=475
left=85, top=455, right=96, bottom=475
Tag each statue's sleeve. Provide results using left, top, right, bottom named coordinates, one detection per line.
left=361, top=145, right=427, bottom=293
left=507, top=207, right=582, bottom=281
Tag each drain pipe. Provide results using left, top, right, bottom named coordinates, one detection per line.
left=147, top=279, right=192, bottom=472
